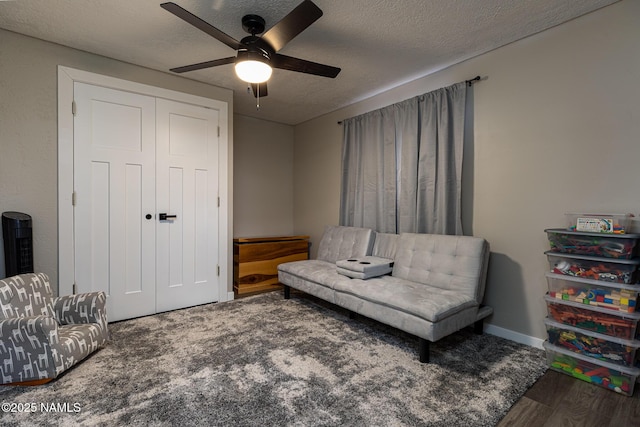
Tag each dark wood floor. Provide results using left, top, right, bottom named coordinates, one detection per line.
left=498, top=369, right=640, bottom=426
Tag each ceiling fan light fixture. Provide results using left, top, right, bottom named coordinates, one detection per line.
left=162, top=1, right=341, bottom=98
left=235, top=60, right=272, bottom=83
left=235, top=48, right=272, bottom=83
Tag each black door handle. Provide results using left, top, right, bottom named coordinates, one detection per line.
left=159, top=213, right=177, bottom=221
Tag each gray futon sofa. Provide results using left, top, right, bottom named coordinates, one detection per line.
left=277, top=225, right=492, bottom=362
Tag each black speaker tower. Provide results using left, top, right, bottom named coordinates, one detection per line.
left=2, top=211, right=34, bottom=277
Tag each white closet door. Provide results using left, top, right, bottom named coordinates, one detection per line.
left=155, top=98, right=220, bottom=312
left=73, top=82, right=156, bottom=321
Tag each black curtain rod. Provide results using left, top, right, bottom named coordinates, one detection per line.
left=466, top=75, right=481, bottom=86
left=337, top=75, right=483, bottom=124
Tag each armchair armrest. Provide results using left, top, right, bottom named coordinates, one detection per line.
left=53, top=292, right=108, bottom=332
left=0, top=315, right=59, bottom=341
left=0, top=316, right=60, bottom=382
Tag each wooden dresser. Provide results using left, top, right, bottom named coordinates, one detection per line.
left=233, top=235, right=310, bottom=296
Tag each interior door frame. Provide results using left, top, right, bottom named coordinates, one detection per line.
left=57, top=66, right=232, bottom=303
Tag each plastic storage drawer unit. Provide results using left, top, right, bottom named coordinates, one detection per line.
left=546, top=251, right=640, bottom=284
left=546, top=272, right=639, bottom=313
left=545, top=295, right=640, bottom=340
left=545, top=318, right=640, bottom=367
left=544, top=342, right=640, bottom=396
left=545, top=228, right=640, bottom=259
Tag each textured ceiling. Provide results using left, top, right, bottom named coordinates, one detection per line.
left=0, top=0, right=619, bottom=125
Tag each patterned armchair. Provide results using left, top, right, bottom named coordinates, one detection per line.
left=0, top=272, right=108, bottom=385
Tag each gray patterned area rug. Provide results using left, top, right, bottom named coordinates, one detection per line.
left=0, top=291, right=546, bottom=426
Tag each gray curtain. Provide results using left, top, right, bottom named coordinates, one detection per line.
left=340, top=105, right=397, bottom=232
left=340, top=82, right=467, bottom=235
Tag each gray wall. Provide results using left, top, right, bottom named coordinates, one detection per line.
left=292, top=0, right=640, bottom=342
left=0, top=29, right=233, bottom=290
left=233, top=114, right=295, bottom=238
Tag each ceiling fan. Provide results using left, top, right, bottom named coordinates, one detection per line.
left=160, top=0, right=341, bottom=98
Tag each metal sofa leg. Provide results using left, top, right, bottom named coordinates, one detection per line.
left=474, top=318, right=484, bottom=335
left=284, top=285, right=291, bottom=299
left=418, top=338, right=430, bottom=363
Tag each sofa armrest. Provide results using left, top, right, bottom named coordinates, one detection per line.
left=0, top=316, right=60, bottom=382
left=53, top=292, right=108, bottom=331
left=336, top=256, right=394, bottom=279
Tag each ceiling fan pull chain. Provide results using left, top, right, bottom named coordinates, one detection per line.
left=256, top=85, right=260, bottom=110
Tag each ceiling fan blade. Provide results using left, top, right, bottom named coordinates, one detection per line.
left=272, top=54, right=341, bottom=78
left=170, top=57, right=236, bottom=73
left=250, top=82, right=268, bottom=98
left=261, top=0, right=323, bottom=52
left=161, top=2, right=243, bottom=51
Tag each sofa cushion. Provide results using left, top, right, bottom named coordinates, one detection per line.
left=333, top=276, right=477, bottom=323
left=278, top=260, right=348, bottom=290
left=392, top=233, right=489, bottom=304
left=57, top=324, right=107, bottom=371
left=371, top=233, right=399, bottom=259
left=315, top=226, right=374, bottom=263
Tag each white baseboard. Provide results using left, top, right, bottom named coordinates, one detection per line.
left=227, top=291, right=235, bottom=302
left=484, top=324, right=545, bottom=350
